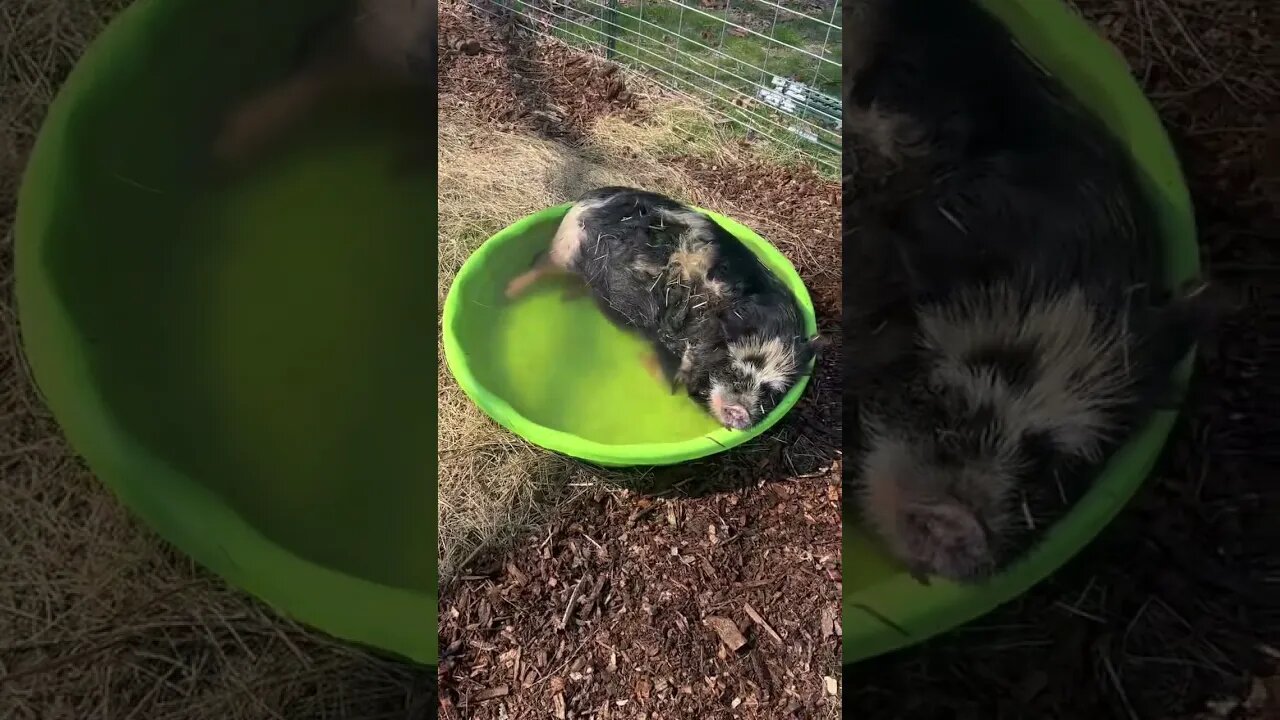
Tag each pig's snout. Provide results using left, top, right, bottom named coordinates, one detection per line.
left=714, top=400, right=752, bottom=430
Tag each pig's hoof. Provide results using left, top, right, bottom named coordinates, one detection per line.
left=640, top=353, right=665, bottom=384
left=504, top=272, right=534, bottom=300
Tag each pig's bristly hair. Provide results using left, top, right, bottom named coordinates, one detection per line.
left=728, top=335, right=801, bottom=394
left=567, top=187, right=810, bottom=428
left=917, top=279, right=1140, bottom=463
left=669, top=236, right=716, bottom=283
left=852, top=276, right=1156, bottom=582
left=841, top=0, right=1201, bottom=583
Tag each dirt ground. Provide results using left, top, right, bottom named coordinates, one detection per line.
left=846, top=1, right=1280, bottom=719
left=436, top=2, right=843, bottom=718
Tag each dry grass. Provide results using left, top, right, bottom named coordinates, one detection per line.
left=434, top=102, right=706, bottom=585
left=1, top=2, right=432, bottom=719
left=0, top=1, right=130, bottom=210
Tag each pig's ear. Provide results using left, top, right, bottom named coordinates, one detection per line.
left=719, top=304, right=755, bottom=341
left=892, top=234, right=940, bottom=298
left=854, top=217, right=932, bottom=300
left=798, top=333, right=830, bottom=367
left=1171, top=278, right=1231, bottom=338
left=848, top=320, right=917, bottom=378
left=718, top=318, right=734, bottom=344
left=1146, top=277, right=1231, bottom=372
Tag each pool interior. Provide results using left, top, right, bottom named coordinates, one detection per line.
left=39, top=0, right=436, bottom=594
left=450, top=214, right=725, bottom=447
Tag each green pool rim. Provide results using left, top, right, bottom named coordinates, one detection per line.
left=14, top=0, right=435, bottom=666
left=443, top=202, right=820, bottom=468
left=841, top=0, right=1200, bottom=664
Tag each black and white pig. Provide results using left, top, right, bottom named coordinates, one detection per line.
left=505, top=187, right=823, bottom=431
left=843, top=0, right=1215, bottom=583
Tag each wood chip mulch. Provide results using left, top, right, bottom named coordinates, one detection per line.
left=439, top=479, right=841, bottom=719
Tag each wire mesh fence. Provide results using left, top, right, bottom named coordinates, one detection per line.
left=467, top=0, right=843, bottom=174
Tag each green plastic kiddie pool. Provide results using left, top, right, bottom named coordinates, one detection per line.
left=444, top=203, right=819, bottom=467
left=842, top=0, right=1200, bottom=662
left=16, top=0, right=435, bottom=664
